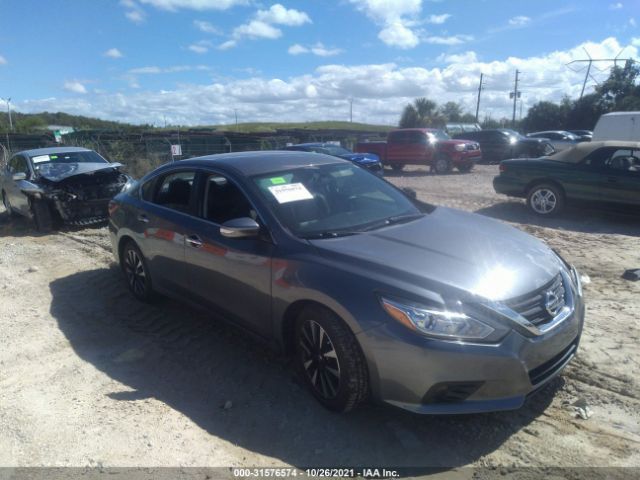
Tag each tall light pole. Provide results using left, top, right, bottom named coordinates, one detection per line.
left=1, top=97, right=13, bottom=131
left=475, top=73, right=484, bottom=123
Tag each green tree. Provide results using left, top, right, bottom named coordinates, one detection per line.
left=439, top=101, right=464, bottom=122
left=399, top=98, right=445, bottom=128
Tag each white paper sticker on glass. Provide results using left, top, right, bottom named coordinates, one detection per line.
left=268, top=183, right=313, bottom=204
left=31, top=155, right=50, bottom=164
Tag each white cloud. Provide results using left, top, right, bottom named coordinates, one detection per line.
left=378, top=21, right=420, bottom=49
left=121, top=1, right=146, bottom=23
left=350, top=0, right=423, bottom=48
left=193, top=20, right=221, bottom=34
left=508, top=15, right=531, bottom=27
left=187, top=40, right=213, bottom=53
left=19, top=38, right=637, bottom=127
left=138, top=0, right=248, bottom=10
left=0, top=55, right=6, bottom=65
left=426, top=13, right=451, bottom=24
left=424, top=34, right=473, bottom=45
left=609, top=2, right=623, bottom=9
left=129, top=65, right=212, bottom=74
left=255, top=4, right=311, bottom=26
left=104, top=48, right=124, bottom=58
left=436, top=51, right=478, bottom=64
left=630, top=17, right=637, bottom=27
left=63, top=81, right=87, bottom=94
left=288, top=43, right=343, bottom=57
left=222, top=4, right=311, bottom=48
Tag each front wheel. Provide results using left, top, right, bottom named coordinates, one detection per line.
left=390, top=164, right=404, bottom=172
left=527, top=183, right=564, bottom=216
left=121, top=241, right=155, bottom=302
left=457, top=163, right=474, bottom=173
left=433, top=155, right=452, bottom=174
left=294, top=306, right=368, bottom=412
left=32, top=199, right=53, bottom=232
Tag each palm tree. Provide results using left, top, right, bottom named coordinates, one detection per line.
left=399, top=98, right=445, bottom=128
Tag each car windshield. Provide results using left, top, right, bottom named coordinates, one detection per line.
left=319, top=145, right=353, bottom=156
left=253, top=163, right=421, bottom=238
left=29, top=151, right=108, bottom=167
left=429, top=130, right=451, bottom=141
left=500, top=129, right=524, bottom=139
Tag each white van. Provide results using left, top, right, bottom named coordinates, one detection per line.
left=592, top=111, right=640, bottom=141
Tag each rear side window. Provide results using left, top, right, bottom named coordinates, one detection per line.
left=152, top=171, right=196, bottom=214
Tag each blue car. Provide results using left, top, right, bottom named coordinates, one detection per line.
left=284, top=143, right=384, bottom=177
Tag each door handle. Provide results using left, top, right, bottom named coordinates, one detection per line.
left=137, top=213, right=150, bottom=223
left=186, top=235, right=203, bottom=248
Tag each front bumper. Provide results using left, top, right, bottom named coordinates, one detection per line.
left=357, top=287, right=585, bottom=414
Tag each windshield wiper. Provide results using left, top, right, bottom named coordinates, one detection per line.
left=360, top=213, right=425, bottom=232
left=301, top=230, right=362, bottom=239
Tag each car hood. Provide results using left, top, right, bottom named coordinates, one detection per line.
left=338, top=152, right=380, bottom=164
left=36, top=162, right=123, bottom=182
left=309, top=207, right=562, bottom=302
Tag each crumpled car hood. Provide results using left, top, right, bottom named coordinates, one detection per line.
left=338, top=153, right=380, bottom=164
left=36, top=162, right=123, bottom=182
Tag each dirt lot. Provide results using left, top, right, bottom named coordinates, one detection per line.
left=0, top=165, right=639, bottom=472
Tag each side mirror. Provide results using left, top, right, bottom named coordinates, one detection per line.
left=12, top=172, right=27, bottom=181
left=220, top=217, right=260, bottom=239
left=401, top=187, right=417, bottom=199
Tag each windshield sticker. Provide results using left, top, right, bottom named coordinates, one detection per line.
left=268, top=183, right=313, bottom=204
left=31, top=155, right=50, bottom=164
left=50, top=155, right=58, bottom=160
left=270, top=176, right=287, bottom=185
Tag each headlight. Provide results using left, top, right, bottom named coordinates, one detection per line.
left=380, top=297, right=494, bottom=341
left=454, top=144, right=466, bottom=151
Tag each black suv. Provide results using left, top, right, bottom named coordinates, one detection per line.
left=454, top=129, right=555, bottom=163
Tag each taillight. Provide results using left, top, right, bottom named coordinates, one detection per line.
left=499, top=164, right=506, bottom=173
left=108, top=200, right=119, bottom=216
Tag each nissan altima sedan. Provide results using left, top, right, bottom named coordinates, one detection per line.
left=109, top=151, right=585, bottom=414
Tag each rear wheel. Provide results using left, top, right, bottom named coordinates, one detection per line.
left=121, top=241, right=155, bottom=302
left=433, top=154, right=452, bottom=174
left=457, top=163, right=473, bottom=173
left=390, top=164, right=404, bottom=172
left=31, top=199, right=53, bottom=232
left=294, top=305, right=368, bottom=412
left=527, top=183, right=564, bottom=216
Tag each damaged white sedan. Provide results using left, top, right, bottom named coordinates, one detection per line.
left=1, top=147, right=130, bottom=231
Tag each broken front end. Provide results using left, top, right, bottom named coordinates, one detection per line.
left=40, top=168, right=129, bottom=226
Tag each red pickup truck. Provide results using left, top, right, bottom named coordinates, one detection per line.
left=355, top=128, right=482, bottom=174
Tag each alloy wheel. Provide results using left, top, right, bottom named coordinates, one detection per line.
left=530, top=188, right=557, bottom=214
left=299, top=320, right=341, bottom=399
left=124, top=248, right=147, bottom=297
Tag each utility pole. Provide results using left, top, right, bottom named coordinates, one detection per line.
left=349, top=98, right=353, bottom=123
left=567, top=48, right=635, bottom=99
left=511, top=70, right=520, bottom=128
left=234, top=109, right=238, bottom=129
left=475, top=73, right=484, bottom=123
left=1, top=97, right=13, bottom=131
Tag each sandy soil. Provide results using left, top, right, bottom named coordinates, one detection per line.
left=0, top=165, right=638, bottom=472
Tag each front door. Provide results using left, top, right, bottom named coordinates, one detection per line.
left=184, top=172, right=273, bottom=338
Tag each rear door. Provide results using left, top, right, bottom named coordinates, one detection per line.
left=183, top=171, right=274, bottom=337
left=137, top=169, right=198, bottom=295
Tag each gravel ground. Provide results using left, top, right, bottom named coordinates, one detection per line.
left=0, top=165, right=638, bottom=473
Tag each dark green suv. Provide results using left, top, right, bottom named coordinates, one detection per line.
left=493, top=141, right=640, bottom=216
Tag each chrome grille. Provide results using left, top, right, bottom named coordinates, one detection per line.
left=505, top=274, right=566, bottom=326
left=465, top=143, right=480, bottom=151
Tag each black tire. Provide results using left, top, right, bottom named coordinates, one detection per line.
left=121, top=241, right=155, bottom=302
left=433, top=154, right=452, bottom=174
left=2, top=190, right=17, bottom=217
left=294, top=305, right=368, bottom=412
left=390, top=164, right=404, bottom=172
left=31, top=199, right=54, bottom=232
left=457, top=163, right=474, bottom=173
left=526, top=183, right=565, bottom=216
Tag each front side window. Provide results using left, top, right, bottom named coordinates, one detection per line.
left=9, top=156, right=29, bottom=175
left=253, top=163, right=421, bottom=238
left=202, top=174, right=256, bottom=225
left=153, top=171, right=196, bottom=214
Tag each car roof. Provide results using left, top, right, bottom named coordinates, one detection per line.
left=549, top=140, right=640, bottom=163
left=166, top=150, right=345, bottom=176
left=17, top=146, right=92, bottom=157
left=291, top=142, right=330, bottom=147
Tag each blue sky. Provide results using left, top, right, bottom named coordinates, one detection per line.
left=0, top=0, right=638, bottom=125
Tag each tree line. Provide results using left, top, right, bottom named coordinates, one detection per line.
left=399, top=62, right=640, bottom=133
